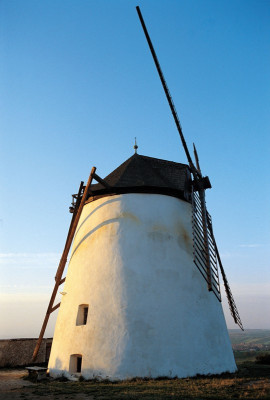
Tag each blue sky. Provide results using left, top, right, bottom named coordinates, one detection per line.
left=0, top=0, right=270, bottom=338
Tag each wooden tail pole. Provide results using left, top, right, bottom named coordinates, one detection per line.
left=55, top=180, right=84, bottom=281
left=32, top=166, right=97, bottom=361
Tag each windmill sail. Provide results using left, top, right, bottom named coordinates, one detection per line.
left=136, top=6, right=243, bottom=330
left=192, top=188, right=221, bottom=301
left=206, top=214, right=244, bottom=330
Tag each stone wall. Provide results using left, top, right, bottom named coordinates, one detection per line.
left=0, top=338, right=52, bottom=367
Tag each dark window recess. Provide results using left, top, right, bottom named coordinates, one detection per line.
left=83, top=307, right=88, bottom=325
left=77, top=356, right=82, bottom=373
left=76, top=304, right=89, bottom=326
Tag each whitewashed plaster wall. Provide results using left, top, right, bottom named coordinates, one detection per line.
left=48, top=193, right=236, bottom=380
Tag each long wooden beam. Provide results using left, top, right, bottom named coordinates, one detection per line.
left=55, top=181, right=84, bottom=281
left=136, top=6, right=199, bottom=177
left=32, top=166, right=97, bottom=361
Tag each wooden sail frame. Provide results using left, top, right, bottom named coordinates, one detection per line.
left=136, top=6, right=243, bottom=330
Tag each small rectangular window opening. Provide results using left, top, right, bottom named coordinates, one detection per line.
left=69, top=354, right=82, bottom=374
left=76, top=304, right=89, bottom=326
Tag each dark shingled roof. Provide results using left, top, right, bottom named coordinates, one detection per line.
left=88, top=153, right=192, bottom=203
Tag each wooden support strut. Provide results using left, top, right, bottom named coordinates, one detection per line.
left=92, top=172, right=111, bottom=190
left=59, top=277, right=66, bottom=285
left=50, top=303, right=61, bottom=313
left=32, top=166, right=97, bottom=361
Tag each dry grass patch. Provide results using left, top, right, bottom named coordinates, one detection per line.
left=27, top=362, right=270, bottom=399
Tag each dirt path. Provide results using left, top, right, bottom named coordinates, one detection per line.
left=0, top=369, right=35, bottom=399
left=0, top=368, right=34, bottom=390
left=0, top=369, right=93, bottom=399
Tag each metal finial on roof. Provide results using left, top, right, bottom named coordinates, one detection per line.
left=134, top=137, right=138, bottom=154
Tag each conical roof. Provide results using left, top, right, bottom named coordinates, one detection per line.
left=88, top=153, right=191, bottom=203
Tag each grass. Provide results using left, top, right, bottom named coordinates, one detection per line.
left=229, top=330, right=270, bottom=346
left=28, top=362, right=270, bottom=399
left=234, top=350, right=270, bottom=364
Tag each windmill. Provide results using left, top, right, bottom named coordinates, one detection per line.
left=32, top=7, right=242, bottom=380
left=136, top=6, right=243, bottom=331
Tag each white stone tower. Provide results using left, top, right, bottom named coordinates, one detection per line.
left=48, top=154, right=236, bottom=380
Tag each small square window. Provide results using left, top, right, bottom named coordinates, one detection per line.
left=76, top=304, right=89, bottom=326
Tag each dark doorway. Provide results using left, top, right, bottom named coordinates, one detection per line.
left=69, top=354, right=82, bottom=374
left=77, top=356, right=82, bottom=373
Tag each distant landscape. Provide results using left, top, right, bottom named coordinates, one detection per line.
left=0, top=330, right=269, bottom=399
left=229, top=329, right=270, bottom=363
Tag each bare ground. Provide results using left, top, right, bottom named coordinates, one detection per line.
left=0, top=369, right=92, bottom=400
left=0, top=362, right=270, bottom=400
